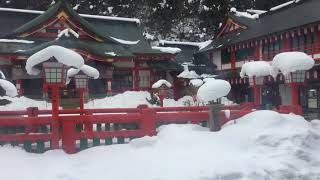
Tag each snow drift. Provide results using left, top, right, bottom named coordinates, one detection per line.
left=0, top=111, right=319, bottom=180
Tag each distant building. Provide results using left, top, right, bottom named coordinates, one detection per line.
left=0, top=0, right=181, bottom=99
left=198, top=0, right=320, bottom=116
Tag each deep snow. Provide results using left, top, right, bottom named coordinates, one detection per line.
left=0, top=111, right=319, bottom=180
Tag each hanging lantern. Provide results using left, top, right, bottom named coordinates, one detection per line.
left=285, top=70, right=306, bottom=84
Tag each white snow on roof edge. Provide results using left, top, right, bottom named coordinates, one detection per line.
left=0, top=7, right=140, bottom=24
left=159, top=40, right=212, bottom=50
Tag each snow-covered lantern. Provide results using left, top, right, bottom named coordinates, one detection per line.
left=284, top=70, right=306, bottom=84
left=271, top=52, right=315, bottom=106
left=43, top=61, right=68, bottom=86
left=152, top=79, right=172, bottom=107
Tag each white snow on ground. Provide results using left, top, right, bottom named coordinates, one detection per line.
left=0, top=96, right=52, bottom=110
left=0, top=111, right=319, bottom=180
left=152, top=79, right=172, bottom=89
left=240, top=61, right=272, bottom=78
left=197, top=79, right=231, bottom=103
left=26, top=45, right=85, bottom=75
left=0, top=39, right=34, bottom=44
left=0, top=70, right=5, bottom=79
left=0, top=79, right=17, bottom=97
left=110, top=36, right=140, bottom=45
left=271, top=52, right=315, bottom=77
left=152, top=46, right=182, bottom=54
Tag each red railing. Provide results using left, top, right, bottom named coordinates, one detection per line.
left=0, top=102, right=301, bottom=154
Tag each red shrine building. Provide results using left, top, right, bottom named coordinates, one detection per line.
left=0, top=0, right=182, bottom=100
left=199, top=0, right=320, bottom=117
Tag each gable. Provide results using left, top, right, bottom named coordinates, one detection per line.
left=217, top=18, right=247, bottom=38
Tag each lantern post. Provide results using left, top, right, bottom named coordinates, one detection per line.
left=74, top=74, right=89, bottom=112
left=157, top=85, right=170, bottom=107
left=249, top=76, right=264, bottom=108
left=42, top=61, right=67, bottom=149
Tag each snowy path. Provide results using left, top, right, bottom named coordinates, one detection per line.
left=0, top=111, right=319, bottom=180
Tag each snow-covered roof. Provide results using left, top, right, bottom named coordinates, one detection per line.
left=0, top=39, right=34, bottom=44
left=240, top=61, right=272, bottom=78
left=159, top=40, right=212, bottom=50
left=67, top=64, right=100, bottom=84
left=189, top=79, right=203, bottom=88
left=246, top=9, right=267, bottom=15
left=152, top=46, right=181, bottom=54
left=0, top=79, right=18, bottom=97
left=230, top=7, right=259, bottom=19
left=270, top=1, right=295, bottom=11
left=0, top=7, right=140, bottom=24
left=152, top=79, right=172, bottom=89
left=197, top=79, right=231, bottom=103
left=200, top=74, right=217, bottom=78
left=26, top=45, right=85, bottom=75
left=271, top=52, right=315, bottom=76
left=110, top=36, right=140, bottom=45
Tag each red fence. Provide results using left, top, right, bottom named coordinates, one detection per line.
left=0, top=102, right=301, bottom=154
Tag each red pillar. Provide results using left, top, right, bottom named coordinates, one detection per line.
left=230, top=49, right=236, bottom=71
left=291, top=84, right=299, bottom=106
left=62, top=120, right=77, bottom=154
left=283, top=36, right=291, bottom=52
left=79, top=88, right=85, bottom=112
left=253, top=85, right=261, bottom=108
left=51, top=85, right=60, bottom=149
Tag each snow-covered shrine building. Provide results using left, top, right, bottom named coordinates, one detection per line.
left=0, top=0, right=181, bottom=100
left=199, top=0, right=320, bottom=115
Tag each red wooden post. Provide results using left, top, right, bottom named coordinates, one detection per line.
left=291, top=84, right=299, bottom=106
left=253, top=85, right=261, bottom=108
left=26, top=107, right=39, bottom=133
left=84, top=111, right=93, bottom=132
left=283, top=36, right=291, bottom=51
left=51, top=85, right=60, bottom=149
left=140, top=107, right=156, bottom=136
left=230, top=49, right=236, bottom=71
left=62, top=120, right=77, bottom=154
left=79, top=88, right=85, bottom=112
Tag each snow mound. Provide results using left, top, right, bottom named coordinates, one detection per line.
left=152, top=79, right=172, bottom=89
left=0, top=96, right=52, bottom=110
left=1, top=111, right=319, bottom=180
left=0, top=79, right=17, bottom=97
left=85, top=91, right=153, bottom=109
left=26, top=45, right=85, bottom=75
left=271, top=52, right=315, bottom=77
left=240, top=61, right=272, bottom=78
left=197, top=79, right=231, bottom=103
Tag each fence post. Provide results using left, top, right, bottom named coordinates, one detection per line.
left=209, top=104, right=222, bottom=132
left=26, top=107, right=38, bottom=133
left=140, top=106, right=156, bottom=136
left=62, top=120, right=77, bottom=154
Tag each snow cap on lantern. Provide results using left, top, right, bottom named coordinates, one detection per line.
left=25, top=45, right=85, bottom=76
left=240, top=61, right=272, bottom=78
left=197, top=79, right=231, bottom=103
left=152, top=79, right=172, bottom=89
left=271, top=52, right=315, bottom=77
left=66, top=64, right=100, bottom=85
